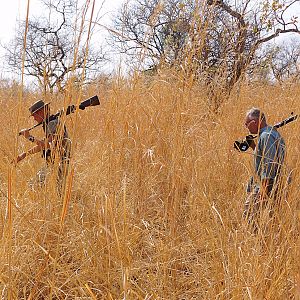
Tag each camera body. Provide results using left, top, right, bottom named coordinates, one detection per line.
left=234, top=135, right=256, bottom=152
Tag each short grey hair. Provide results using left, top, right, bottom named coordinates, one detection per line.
left=246, top=107, right=266, bottom=121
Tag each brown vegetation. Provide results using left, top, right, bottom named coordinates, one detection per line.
left=0, top=0, right=299, bottom=298
left=0, top=75, right=300, bottom=299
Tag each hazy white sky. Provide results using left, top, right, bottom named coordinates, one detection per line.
left=0, top=0, right=299, bottom=80
left=0, top=0, right=123, bottom=43
left=0, top=0, right=124, bottom=79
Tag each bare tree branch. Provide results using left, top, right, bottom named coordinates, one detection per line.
left=3, top=0, right=106, bottom=93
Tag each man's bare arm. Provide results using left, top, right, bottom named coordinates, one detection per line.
left=15, top=136, right=53, bottom=163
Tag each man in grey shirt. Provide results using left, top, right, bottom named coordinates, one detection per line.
left=243, top=108, right=286, bottom=224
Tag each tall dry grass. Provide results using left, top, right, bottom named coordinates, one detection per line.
left=0, top=74, right=299, bottom=299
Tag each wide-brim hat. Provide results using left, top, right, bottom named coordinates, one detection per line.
left=29, top=100, right=50, bottom=115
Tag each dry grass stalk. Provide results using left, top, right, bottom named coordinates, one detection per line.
left=0, top=0, right=299, bottom=299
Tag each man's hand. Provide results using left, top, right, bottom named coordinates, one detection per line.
left=19, top=129, right=30, bottom=139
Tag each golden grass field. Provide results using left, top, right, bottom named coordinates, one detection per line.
left=0, top=75, right=300, bottom=299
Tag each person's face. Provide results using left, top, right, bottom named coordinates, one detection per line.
left=245, top=115, right=259, bottom=134
left=32, top=108, right=45, bottom=123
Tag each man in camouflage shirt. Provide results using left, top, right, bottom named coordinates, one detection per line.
left=17, top=100, right=71, bottom=194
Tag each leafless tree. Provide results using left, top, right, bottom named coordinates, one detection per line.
left=4, top=0, right=105, bottom=94
left=111, top=0, right=194, bottom=69
left=247, top=39, right=300, bottom=84
left=111, top=0, right=300, bottom=111
left=200, top=0, right=300, bottom=110
left=269, top=40, right=300, bottom=83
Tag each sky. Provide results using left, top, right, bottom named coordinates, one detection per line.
left=0, top=0, right=299, bottom=81
left=0, top=0, right=124, bottom=42
left=0, top=0, right=124, bottom=80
